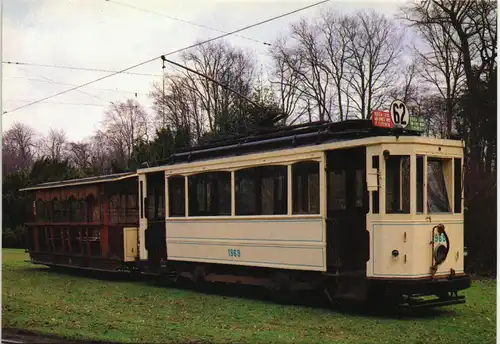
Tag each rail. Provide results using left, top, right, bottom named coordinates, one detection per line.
left=1, top=339, right=24, bottom=344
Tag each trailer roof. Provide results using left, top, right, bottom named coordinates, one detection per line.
left=19, top=172, right=137, bottom=192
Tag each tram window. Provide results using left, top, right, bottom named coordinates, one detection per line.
left=36, top=200, right=47, bottom=222
left=372, top=156, right=379, bottom=214
left=168, top=176, right=185, bottom=217
left=235, top=166, right=287, bottom=215
left=261, top=176, right=275, bottom=215
left=109, top=195, right=120, bottom=223
left=236, top=175, right=256, bottom=215
left=189, top=172, right=231, bottom=216
left=218, top=174, right=232, bottom=215
left=127, top=194, right=138, bottom=221
left=385, top=155, right=410, bottom=214
left=293, top=161, right=320, bottom=214
left=69, top=197, right=84, bottom=222
left=328, top=170, right=346, bottom=211
left=147, top=186, right=166, bottom=221
left=427, top=158, right=451, bottom=213
left=416, top=156, right=424, bottom=213
left=53, top=199, right=62, bottom=222
left=454, top=158, right=462, bottom=213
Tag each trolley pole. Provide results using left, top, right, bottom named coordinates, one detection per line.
left=162, top=58, right=166, bottom=129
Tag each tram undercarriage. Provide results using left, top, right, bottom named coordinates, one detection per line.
left=140, top=260, right=471, bottom=310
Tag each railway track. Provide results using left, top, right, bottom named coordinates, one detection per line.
left=2, top=339, right=24, bottom=344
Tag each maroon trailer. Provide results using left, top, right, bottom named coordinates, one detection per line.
left=20, top=172, right=140, bottom=272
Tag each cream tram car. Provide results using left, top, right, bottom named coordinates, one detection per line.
left=135, top=117, right=471, bottom=308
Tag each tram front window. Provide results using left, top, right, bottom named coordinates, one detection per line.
left=385, top=155, right=410, bottom=214
left=427, top=158, right=451, bottom=213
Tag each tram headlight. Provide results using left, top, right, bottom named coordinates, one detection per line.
left=434, top=244, right=449, bottom=265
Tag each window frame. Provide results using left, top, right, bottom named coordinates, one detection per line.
left=426, top=157, right=453, bottom=214
left=165, top=159, right=327, bottom=219
left=292, top=161, right=320, bottom=215
left=168, top=175, right=186, bottom=217
left=234, top=165, right=288, bottom=216
left=380, top=152, right=460, bottom=216
left=187, top=171, right=232, bottom=217
left=384, top=154, right=411, bottom=215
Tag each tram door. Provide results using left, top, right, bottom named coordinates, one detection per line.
left=326, top=147, right=369, bottom=272
left=145, top=171, right=166, bottom=272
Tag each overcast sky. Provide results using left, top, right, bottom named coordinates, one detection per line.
left=2, top=0, right=407, bottom=142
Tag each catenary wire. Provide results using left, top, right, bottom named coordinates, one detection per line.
left=4, top=99, right=109, bottom=108
left=2, top=0, right=330, bottom=115
left=105, top=0, right=272, bottom=46
left=12, top=66, right=110, bottom=104
left=2, top=61, right=162, bottom=77
left=4, top=76, right=148, bottom=96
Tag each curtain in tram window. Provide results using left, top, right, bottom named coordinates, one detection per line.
left=427, top=160, right=451, bottom=213
left=261, top=176, right=275, bottom=215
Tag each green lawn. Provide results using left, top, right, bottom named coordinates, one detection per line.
left=2, top=249, right=496, bottom=344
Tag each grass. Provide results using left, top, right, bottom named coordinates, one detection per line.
left=2, top=248, right=496, bottom=344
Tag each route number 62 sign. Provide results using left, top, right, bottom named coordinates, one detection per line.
left=390, top=100, right=409, bottom=129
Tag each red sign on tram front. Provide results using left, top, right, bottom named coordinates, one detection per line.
left=371, top=110, right=393, bottom=128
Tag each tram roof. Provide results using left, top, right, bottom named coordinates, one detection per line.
left=138, top=119, right=438, bottom=171
left=19, top=172, right=137, bottom=192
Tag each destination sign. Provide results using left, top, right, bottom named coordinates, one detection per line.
left=371, top=101, right=425, bottom=132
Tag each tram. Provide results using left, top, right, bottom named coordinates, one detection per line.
left=21, top=105, right=471, bottom=309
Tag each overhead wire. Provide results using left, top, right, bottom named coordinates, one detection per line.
left=2, top=0, right=330, bottom=115
left=9, top=66, right=109, bottom=104
left=4, top=75, right=148, bottom=96
left=104, top=0, right=272, bottom=46
left=37, top=74, right=107, bottom=103
left=2, top=61, right=161, bottom=77
left=4, top=99, right=108, bottom=108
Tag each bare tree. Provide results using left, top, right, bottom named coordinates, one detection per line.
left=269, top=23, right=334, bottom=123
left=288, top=19, right=332, bottom=121
left=151, top=75, right=195, bottom=137
left=102, top=99, right=150, bottom=169
left=344, top=10, right=405, bottom=119
left=2, top=122, right=37, bottom=174
left=269, top=36, right=308, bottom=124
left=181, top=41, right=256, bottom=132
left=403, top=4, right=465, bottom=137
left=39, top=128, right=68, bottom=162
left=268, top=9, right=404, bottom=122
left=388, top=58, right=427, bottom=115
left=67, top=142, right=92, bottom=171
left=88, top=130, right=112, bottom=174
left=319, top=11, right=354, bottom=121
left=151, top=40, right=257, bottom=141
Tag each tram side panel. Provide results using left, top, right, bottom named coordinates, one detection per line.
left=165, top=217, right=327, bottom=272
